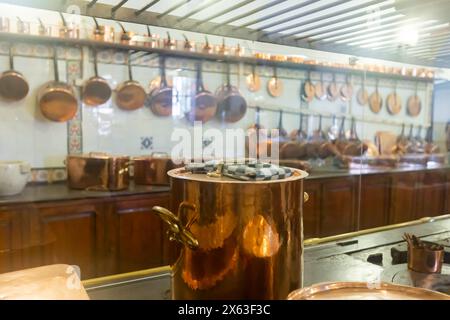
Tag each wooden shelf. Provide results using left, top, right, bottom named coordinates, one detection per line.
left=0, top=32, right=435, bottom=83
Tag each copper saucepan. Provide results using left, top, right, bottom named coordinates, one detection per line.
left=37, top=48, right=78, bottom=122
left=216, top=63, right=247, bottom=123
left=115, top=52, right=146, bottom=111
left=0, top=45, right=29, bottom=101
left=82, top=48, right=112, bottom=106
left=147, top=55, right=174, bottom=117
left=185, top=61, right=217, bottom=123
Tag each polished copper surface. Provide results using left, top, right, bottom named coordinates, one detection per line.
left=133, top=155, right=180, bottom=186
left=154, top=168, right=307, bottom=300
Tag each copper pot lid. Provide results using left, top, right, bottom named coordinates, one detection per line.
left=288, top=282, right=450, bottom=300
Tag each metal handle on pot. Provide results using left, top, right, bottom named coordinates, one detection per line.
left=152, top=202, right=199, bottom=250
left=303, top=192, right=309, bottom=203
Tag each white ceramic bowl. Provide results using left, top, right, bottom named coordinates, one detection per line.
left=0, top=161, right=31, bottom=196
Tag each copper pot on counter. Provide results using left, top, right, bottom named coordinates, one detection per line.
left=133, top=153, right=181, bottom=186
left=152, top=166, right=309, bottom=299
left=66, top=153, right=130, bottom=191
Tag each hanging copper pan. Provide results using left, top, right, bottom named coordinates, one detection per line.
left=185, top=61, right=217, bottom=123
left=115, top=52, right=146, bottom=111
left=407, top=82, right=421, bottom=117
left=38, top=48, right=78, bottom=122
left=356, top=75, right=369, bottom=106
left=246, top=65, right=261, bottom=92
left=314, top=73, right=327, bottom=101
left=216, top=63, right=247, bottom=123
left=386, top=80, right=402, bottom=115
left=369, top=78, right=382, bottom=114
left=340, top=74, right=353, bottom=102
left=267, top=66, right=283, bottom=97
left=327, top=73, right=339, bottom=102
left=147, top=56, right=174, bottom=117
left=0, top=45, right=29, bottom=102
left=82, top=48, right=112, bottom=107
left=301, top=71, right=315, bottom=102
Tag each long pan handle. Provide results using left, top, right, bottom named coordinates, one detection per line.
left=53, top=47, right=59, bottom=82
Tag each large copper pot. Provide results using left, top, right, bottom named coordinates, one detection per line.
left=152, top=167, right=308, bottom=300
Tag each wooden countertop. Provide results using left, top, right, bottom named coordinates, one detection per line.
left=0, top=164, right=448, bottom=206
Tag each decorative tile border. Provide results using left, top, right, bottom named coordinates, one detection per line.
left=66, top=60, right=83, bottom=155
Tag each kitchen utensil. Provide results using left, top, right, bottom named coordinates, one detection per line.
left=66, top=153, right=130, bottom=191
left=115, top=52, right=146, bottom=111
left=16, top=16, right=30, bottom=34
left=404, top=233, right=444, bottom=274
left=283, top=113, right=307, bottom=160
left=369, top=78, right=382, bottom=114
left=186, top=61, right=217, bottom=123
left=147, top=55, right=174, bottom=117
left=117, top=22, right=132, bottom=44
left=276, top=110, right=288, bottom=139
left=356, top=75, right=369, bottom=106
left=0, top=161, right=30, bottom=196
left=246, top=107, right=267, bottom=159
left=38, top=48, right=78, bottom=122
left=37, top=18, right=51, bottom=36
left=215, top=38, right=229, bottom=55
left=289, top=112, right=307, bottom=141
left=133, top=153, right=180, bottom=186
left=386, top=81, right=402, bottom=115
left=287, top=282, right=450, bottom=300
left=143, top=25, right=160, bottom=48
left=335, top=116, right=347, bottom=153
left=424, top=126, right=440, bottom=154
left=327, top=115, right=339, bottom=141
left=301, top=71, right=315, bottom=102
left=413, top=125, right=425, bottom=153
left=314, top=73, right=327, bottom=101
left=246, top=65, right=261, bottom=92
left=201, top=36, right=213, bottom=54
left=327, top=73, right=339, bottom=102
left=343, top=117, right=366, bottom=156
left=0, top=45, right=29, bottom=102
left=375, top=131, right=398, bottom=156
left=407, top=82, right=421, bottom=117
left=82, top=48, right=112, bottom=107
left=267, top=66, right=283, bottom=97
left=163, top=32, right=176, bottom=50
left=182, top=34, right=195, bottom=52
left=92, top=17, right=105, bottom=41
left=58, top=12, right=79, bottom=39
left=304, top=114, right=320, bottom=159
left=152, top=165, right=308, bottom=299
left=340, top=74, right=353, bottom=102
left=216, top=63, right=247, bottom=123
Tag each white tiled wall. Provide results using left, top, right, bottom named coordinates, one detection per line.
left=0, top=3, right=446, bottom=168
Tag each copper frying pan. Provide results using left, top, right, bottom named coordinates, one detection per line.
left=356, top=75, right=369, bottom=106
left=0, top=45, right=29, bottom=101
left=340, top=74, right=353, bottom=102
left=38, top=48, right=78, bottom=122
left=314, top=73, right=327, bottom=101
left=82, top=48, right=112, bottom=106
left=147, top=55, right=173, bottom=117
left=386, top=80, right=402, bottom=115
left=327, top=73, right=339, bottom=102
left=246, top=65, right=261, bottom=92
left=301, top=71, right=315, bottom=102
left=369, top=78, right=382, bottom=114
left=267, top=66, right=283, bottom=97
left=115, top=52, right=146, bottom=111
left=216, top=63, right=247, bottom=123
left=407, top=82, right=421, bottom=117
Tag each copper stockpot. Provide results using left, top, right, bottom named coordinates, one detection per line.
left=133, top=153, right=180, bottom=186
left=152, top=167, right=309, bottom=299
left=66, top=153, right=130, bottom=191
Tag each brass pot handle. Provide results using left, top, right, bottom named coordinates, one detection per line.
left=303, top=192, right=309, bottom=203
left=152, top=204, right=199, bottom=250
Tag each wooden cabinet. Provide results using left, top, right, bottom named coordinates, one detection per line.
left=389, top=172, right=420, bottom=224
left=303, top=181, right=321, bottom=239
left=111, top=194, right=169, bottom=274
left=26, top=201, right=104, bottom=279
left=0, top=210, right=22, bottom=274
left=359, top=174, right=390, bottom=230
left=416, top=171, right=447, bottom=218
left=320, top=177, right=356, bottom=237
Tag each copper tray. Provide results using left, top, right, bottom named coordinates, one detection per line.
left=288, top=282, right=450, bottom=300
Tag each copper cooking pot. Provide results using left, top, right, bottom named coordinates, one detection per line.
left=38, top=49, right=78, bottom=122
left=66, top=152, right=130, bottom=191
left=152, top=166, right=309, bottom=299
left=133, top=152, right=181, bottom=186
left=82, top=48, right=112, bottom=106
left=185, top=61, right=217, bottom=123
left=115, top=52, right=146, bottom=111
left=0, top=45, right=29, bottom=102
